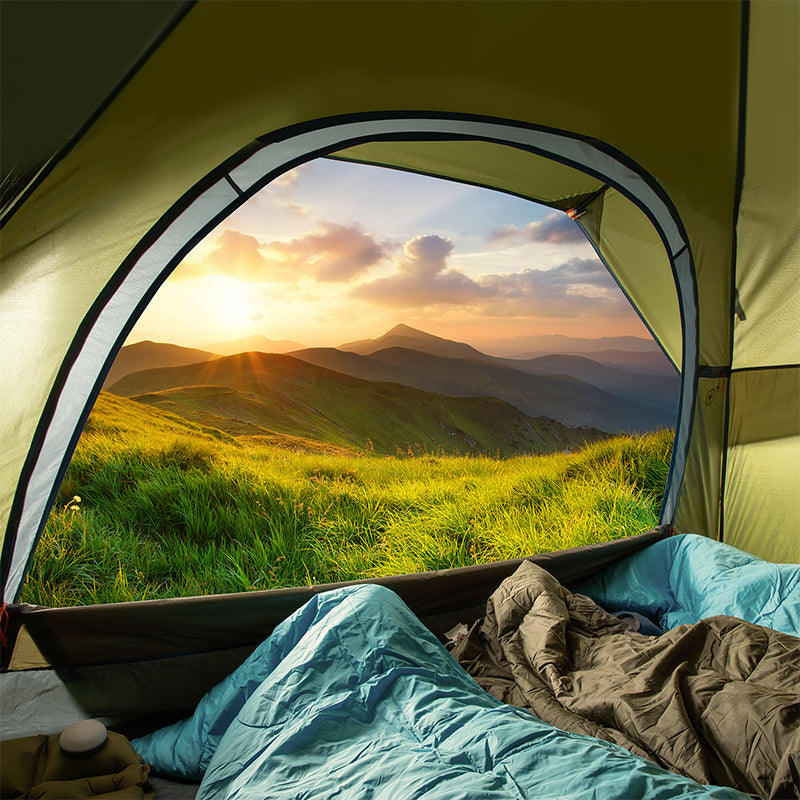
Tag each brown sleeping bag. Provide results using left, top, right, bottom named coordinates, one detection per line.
left=452, top=560, right=800, bottom=800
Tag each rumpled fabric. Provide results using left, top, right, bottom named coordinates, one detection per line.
left=0, top=730, right=152, bottom=799
left=134, top=584, right=748, bottom=800
left=453, top=560, right=800, bottom=800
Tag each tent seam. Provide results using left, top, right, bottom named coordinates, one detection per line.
left=719, top=0, right=752, bottom=544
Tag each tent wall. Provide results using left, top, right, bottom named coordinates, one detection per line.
left=0, top=0, right=187, bottom=213
left=721, top=0, right=800, bottom=562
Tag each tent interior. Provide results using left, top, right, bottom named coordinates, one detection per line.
left=1, top=0, right=798, bottom=797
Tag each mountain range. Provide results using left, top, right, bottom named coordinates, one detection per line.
left=109, top=352, right=607, bottom=457
left=328, top=324, right=677, bottom=415
left=106, top=324, right=679, bottom=453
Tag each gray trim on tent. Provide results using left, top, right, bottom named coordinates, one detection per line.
left=4, top=115, right=697, bottom=602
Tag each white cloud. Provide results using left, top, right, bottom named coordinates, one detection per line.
left=490, top=211, right=586, bottom=246
left=351, top=234, right=623, bottom=318
left=173, top=224, right=388, bottom=284
left=351, top=235, right=488, bottom=307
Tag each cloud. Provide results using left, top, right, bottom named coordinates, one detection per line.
left=175, top=224, right=387, bottom=283
left=268, top=223, right=387, bottom=282
left=351, top=234, right=623, bottom=318
left=271, top=164, right=310, bottom=189
left=476, top=258, right=627, bottom=317
left=350, top=235, right=489, bottom=308
left=490, top=211, right=586, bottom=246
left=175, top=229, right=269, bottom=282
left=276, top=198, right=309, bottom=217
left=271, top=165, right=310, bottom=215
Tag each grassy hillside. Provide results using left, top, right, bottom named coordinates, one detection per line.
left=109, top=352, right=609, bottom=456
left=22, top=392, right=673, bottom=607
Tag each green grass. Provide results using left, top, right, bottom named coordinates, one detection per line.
left=21, top=392, right=673, bottom=606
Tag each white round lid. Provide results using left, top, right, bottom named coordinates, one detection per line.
left=59, top=719, right=108, bottom=756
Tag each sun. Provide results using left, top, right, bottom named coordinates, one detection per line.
left=217, top=282, right=261, bottom=334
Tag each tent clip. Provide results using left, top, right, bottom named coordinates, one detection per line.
left=567, top=184, right=610, bottom=221
left=734, top=290, right=747, bottom=322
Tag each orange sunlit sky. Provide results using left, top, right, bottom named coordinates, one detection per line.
left=128, top=159, right=650, bottom=350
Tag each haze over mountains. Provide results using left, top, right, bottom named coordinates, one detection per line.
left=107, top=324, right=679, bottom=455
left=203, top=334, right=305, bottom=356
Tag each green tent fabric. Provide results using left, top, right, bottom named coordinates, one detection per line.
left=1, top=0, right=798, bottom=610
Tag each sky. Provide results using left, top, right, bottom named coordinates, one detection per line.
left=128, top=158, right=649, bottom=350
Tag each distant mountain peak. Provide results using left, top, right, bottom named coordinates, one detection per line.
left=339, top=324, right=489, bottom=361
left=203, top=333, right=305, bottom=355
left=384, top=323, right=433, bottom=338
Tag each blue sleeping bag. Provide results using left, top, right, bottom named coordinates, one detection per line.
left=574, top=533, right=800, bottom=635
left=133, top=582, right=749, bottom=799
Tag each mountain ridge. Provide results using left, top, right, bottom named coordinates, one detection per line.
left=110, top=352, right=609, bottom=457
left=339, top=323, right=489, bottom=362
left=290, top=346, right=676, bottom=430
left=102, top=340, right=218, bottom=389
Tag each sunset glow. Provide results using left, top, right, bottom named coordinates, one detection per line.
left=127, top=159, right=650, bottom=350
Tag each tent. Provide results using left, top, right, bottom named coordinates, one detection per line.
left=1, top=0, right=797, bottom=744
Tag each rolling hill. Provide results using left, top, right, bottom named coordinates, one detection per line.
left=108, top=352, right=609, bottom=457
left=493, top=353, right=679, bottom=414
left=333, top=324, right=678, bottom=415
left=102, top=341, right=219, bottom=389
left=579, top=349, right=678, bottom=376
left=105, top=325, right=675, bottom=455
left=104, top=336, right=308, bottom=389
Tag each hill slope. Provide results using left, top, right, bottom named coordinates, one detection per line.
left=334, top=324, right=677, bottom=417
left=495, top=354, right=679, bottom=414
left=109, top=353, right=608, bottom=456
left=102, top=341, right=218, bottom=388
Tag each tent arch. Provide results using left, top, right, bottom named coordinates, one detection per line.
left=2, top=112, right=696, bottom=603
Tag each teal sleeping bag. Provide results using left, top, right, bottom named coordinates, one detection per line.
left=574, top=533, right=800, bottom=635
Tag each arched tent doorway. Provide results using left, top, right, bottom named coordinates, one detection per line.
left=1, top=113, right=694, bottom=603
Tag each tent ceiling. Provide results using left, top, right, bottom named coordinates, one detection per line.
left=0, top=0, right=187, bottom=211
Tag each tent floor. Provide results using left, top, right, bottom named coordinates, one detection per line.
left=149, top=774, right=200, bottom=799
